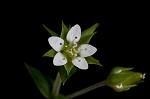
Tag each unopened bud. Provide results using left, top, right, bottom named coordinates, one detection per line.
left=106, top=67, right=145, bottom=92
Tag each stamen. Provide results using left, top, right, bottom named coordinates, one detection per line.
left=75, top=36, right=77, bottom=39
left=72, top=43, right=75, bottom=46
left=71, top=43, right=77, bottom=47
left=73, top=54, right=77, bottom=57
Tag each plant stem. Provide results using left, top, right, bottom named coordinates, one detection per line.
left=52, top=72, right=62, bottom=97
left=66, top=80, right=106, bottom=99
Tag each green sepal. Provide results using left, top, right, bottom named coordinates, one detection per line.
left=60, top=21, right=69, bottom=41
left=78, top=23, right=99, bottom=45
left=64, top=61, right=74, bottom=75
left=86, top=56, right=102, bottom=66
left=42, top=24, right=59, bottom=36
left=58, top=66, right=77, bottom=85
left=42, top=49, right=57, bottom=57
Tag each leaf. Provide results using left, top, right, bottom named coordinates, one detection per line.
left=42, top=24, right=59, bottom=36
left=43, top=49, right=57, bottom=57
left=60, top=21, right=69, bottom=40
left=85, top=56, right=102, bottom=66
left=24, top=63, right=51, bottom=98
left=58, top=66, right=77, bottom=85
left=78, top=23, right=99, bottom=45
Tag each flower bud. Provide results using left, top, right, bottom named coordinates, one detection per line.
left=106, top=67, right=145, bottom=92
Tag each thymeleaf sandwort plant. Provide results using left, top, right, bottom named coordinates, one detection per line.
left=25, top=21, right=145, bottom=99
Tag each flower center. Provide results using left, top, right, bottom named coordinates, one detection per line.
left=62, top=43, right=79, bottom=58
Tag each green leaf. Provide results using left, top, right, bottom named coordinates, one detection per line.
left=85, top=56, right=102, bottom=66
left=43, top=49, right=57, bottom=57
left=24, top=63, right=51, bottom=98
left=60, top=21, right=69, bottom=40
left=42, top=24, right=59, bottom=36
left=58, top=66, right=77, bottom=85
left=78, top=23, right=99, bottom=45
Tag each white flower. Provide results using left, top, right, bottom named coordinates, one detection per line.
left=48, top=24, right=97, bottom=70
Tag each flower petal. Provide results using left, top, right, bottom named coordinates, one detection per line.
left=79, top=44, right=97, bottom=57
left=66, top=24, right=81, bottom=43
left=72, top=57, right=88, bottom=70
left=53, top=52, right=67, bottom=66
left=48, top=36, right=64, bottom=52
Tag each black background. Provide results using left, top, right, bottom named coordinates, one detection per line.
left=6, top=2, right=149, bottom=99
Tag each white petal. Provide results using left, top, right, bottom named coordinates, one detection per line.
left=48, top=36, right=64, bottom=52
left=79, top=44, right=97, bottom=57
left=72, top=57, right=88, bottom=70
left=66, top=24, right=81, bottom=43
left=53, top=52, right=67, bottom=66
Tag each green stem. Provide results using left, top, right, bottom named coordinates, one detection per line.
left=66, top=80, right=106, bottom=99
left=52, top=72, right=62, bottom=97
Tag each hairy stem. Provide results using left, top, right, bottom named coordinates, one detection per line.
left=67, top=80, right=106, bottom=99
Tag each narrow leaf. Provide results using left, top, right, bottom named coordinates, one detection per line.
left=86, top=56, right=102, bottom=66
left=42, top=24, right=58, bottom=36
left=60, top=21, right=69, bottom=40
left=43, top=49, right=57, bottom=57
left=58, top=66, right=77, bottom=85
left=24, top=63, right=51, bottom=98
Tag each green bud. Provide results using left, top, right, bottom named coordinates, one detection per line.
left=106, top=67, right=145, bottom=92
